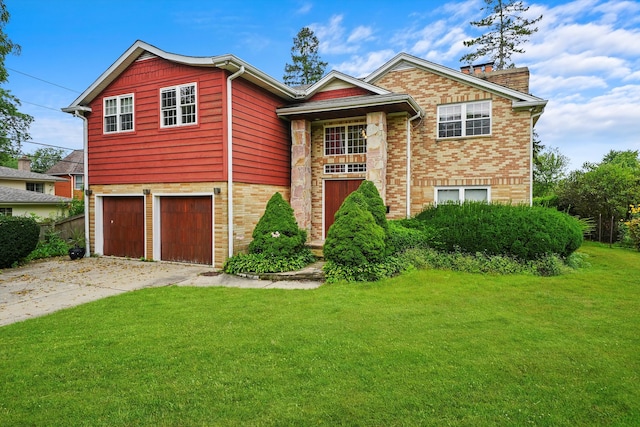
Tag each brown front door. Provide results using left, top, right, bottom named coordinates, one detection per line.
left=103, top=196, right=145, bottom=258
left=324, top=179, right=363, bottom=237
left=160, top=196, right=212, bottom=264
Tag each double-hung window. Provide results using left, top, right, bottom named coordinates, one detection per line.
left=104, top=94, right=134, bottom=133
left=436, top=187, right=489, bottom=204
left=438, top=101, right=491, bottom=138
left=161, top=83, right=197, bottom=127
left=74, top=174, right=84, bottom=191
left=324, top=124, right=366, bottom=156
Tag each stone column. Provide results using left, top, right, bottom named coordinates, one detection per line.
left=366, top=112, right=388, bottom=203
left=290, top=119, right=312, bottom=234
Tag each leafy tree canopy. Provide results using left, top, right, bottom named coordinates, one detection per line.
left=461, top=0, right=542, bottom=70
left=30, top=147, right=65, bottom=173
left=283, top=26, right=327, bottom=86
left=0, top=1, right=32, bottom=164
left=533, top=146, right=569, bottom=197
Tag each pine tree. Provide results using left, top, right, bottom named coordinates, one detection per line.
left=283, top=27, right=327, bottom=86
left=460, top=0, right=542, bottom=70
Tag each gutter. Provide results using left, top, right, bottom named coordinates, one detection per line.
left=225, top=65, right=245, bottom=258
left=73, top=109, right=91, bottom=257
left=406, top=111, right=422, bottom=218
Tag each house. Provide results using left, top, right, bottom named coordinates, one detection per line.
left=63, top=40, right=546, bottom=267
left=46, top=149, right=85, bottom=199
left=0, top=157, right=70, bottom=217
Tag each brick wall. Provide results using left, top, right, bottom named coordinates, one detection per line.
left=374, top=66, right=532, bottom=213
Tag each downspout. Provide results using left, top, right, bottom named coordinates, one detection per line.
left=406, top=111, right=422, bottom=218
left=530, top=108, right=544, bottom=206
left=226, top=66, right=245, bottom=258
left=74, top=110, right=91, bottom=256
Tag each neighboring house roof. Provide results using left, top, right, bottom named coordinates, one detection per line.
left=0, top=166, right=67, bottom=182
left=0, top=186, right=71, bottom=204
left=364, top=52, right=547, bottom=111
left=46, top=149, right=84, bottom=175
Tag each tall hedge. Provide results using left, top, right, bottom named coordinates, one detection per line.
left=415, top=202, right=583, bottom=260
left=324, top=191, right=385, bottom=266
left=248, top=192, right=307, bottom=258
left=0, top=216, right=40, bottom=268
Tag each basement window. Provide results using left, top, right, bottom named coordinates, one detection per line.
left=435, top=187, right=489, bottom=204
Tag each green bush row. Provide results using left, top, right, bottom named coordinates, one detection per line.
left=415, top=202, right=583, bottom=260
left=0, top=216, right=40, bottom=268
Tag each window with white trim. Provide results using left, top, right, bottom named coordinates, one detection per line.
left=0, top=207, right=12, bottom=216
left=324, top=163, right=367, bottom=174
left=161, top=83, right=197, bottom=127
left=104, top=94, right=134, bottom=133
left=437, top=101, right=491, bottom=138
left=436, top=187, right=489, bottom=204
left=324, top=124, right=366, bottom=156
left=74, top=174, right=84, bottom=191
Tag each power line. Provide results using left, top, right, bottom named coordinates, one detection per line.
left=20, top=99, right=65, bottom=113
left=7, top=67, right=81, bottom=93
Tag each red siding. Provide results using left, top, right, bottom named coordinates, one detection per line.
left=231, top=78, right=291, bottom=186
left=308, top=87, right=373, bottom=101
left=87, top=57, right=226, bottom=185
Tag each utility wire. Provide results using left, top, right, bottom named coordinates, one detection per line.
left=7, top=67, right=81, bottom=93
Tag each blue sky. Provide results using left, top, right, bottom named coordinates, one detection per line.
left=4, top=0, right=640, bottom=171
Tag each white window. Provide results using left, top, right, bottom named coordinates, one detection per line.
left=74, top=174, right=84, bottom=191
left=435, top=187, right=490, bottom=204
left=104, top=94, right=134, bottom=133
left=324, top=163, right=367, bottom=174
left=161, top=83, right=197, bottom=127
left=0, top=207, right=12, bottom=216
left=438, top=101, right=491, bottom=138
left=324, top=124, right=366, bottom=156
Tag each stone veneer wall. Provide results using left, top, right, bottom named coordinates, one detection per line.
left=87, top=182, right=288, bottom=268
left=374, top=67, right=532, bottom=214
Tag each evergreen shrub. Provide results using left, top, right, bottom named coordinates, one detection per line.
left=323, top=191, right=385, bottom=266
left=0, top=216, right=40, bottom=268
left=415, top=202, right=583, bottom=260
left=248, top=192, right=307, bottom=259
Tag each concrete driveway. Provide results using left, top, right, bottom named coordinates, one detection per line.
left=1, top=257, right=321, bottom=327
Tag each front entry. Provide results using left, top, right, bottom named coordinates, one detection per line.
left=324, top=179, right=363, bottom=238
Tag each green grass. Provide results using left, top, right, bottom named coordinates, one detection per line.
left=1, top=242, right=639, bottom=426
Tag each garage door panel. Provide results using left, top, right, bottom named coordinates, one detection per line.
left=103, top=196, right=144, bottom=258
left=161, top=196, right=212, bottom=265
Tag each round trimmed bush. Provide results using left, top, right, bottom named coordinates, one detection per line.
left=248, top=192, right=307, bottom=258
left=0, top=216, right=40, bottom=268
left=324, top=191, right=385, bottom=266
left=415, top=202, right=583, bottom=260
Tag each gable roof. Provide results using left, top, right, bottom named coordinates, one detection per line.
left=0, top=186, right=70, bottom=204
left=364, top=53, right=547, bottom=111
left=302, top=70, right=390, bottom=99
left=46, top=150, right=84, bottom=175
left=0, top=166, right=66, bottom=182
left=63, top=40, right=303, bottom=114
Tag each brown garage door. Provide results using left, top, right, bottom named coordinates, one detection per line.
left=103, top=196, right=145, bottom=258
left=324, top=179, right=363, bottom=237
left=160, top=196, right=212, bottom=265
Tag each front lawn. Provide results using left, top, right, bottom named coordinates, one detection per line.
left=1, top=242, right=638, bottom=425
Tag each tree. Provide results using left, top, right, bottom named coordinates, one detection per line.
left=283, top=27, right=327, bottom=86
left=460, top=0, right=542, bottom=70
left=30, top=147, right=65, bottom=173
left=0, top=1, right=32, bottom=165
left=557, top=151, right=640, bottom=242
left=533, top=146, right=569, bottom=197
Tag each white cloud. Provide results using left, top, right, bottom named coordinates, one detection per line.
left=333, top=49, right=396, bottom=77
left=295, top=2, right=312, bottom=15
left=347, top=26, right=374, bottom=44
